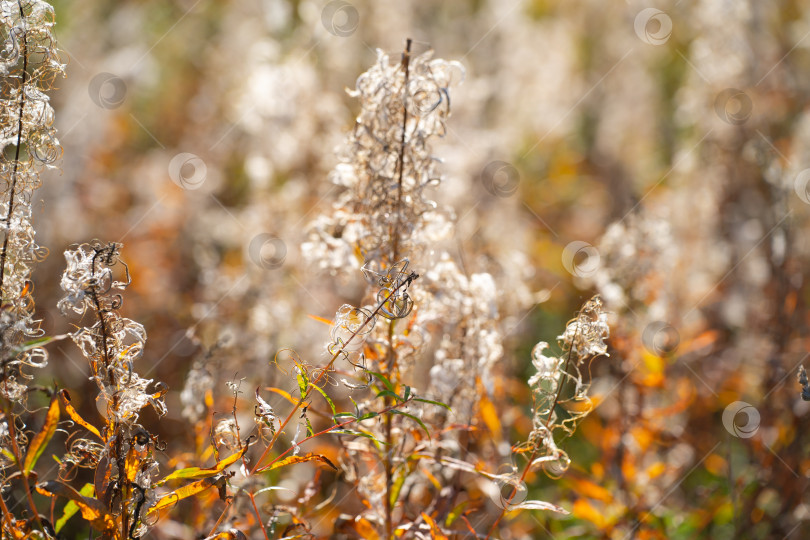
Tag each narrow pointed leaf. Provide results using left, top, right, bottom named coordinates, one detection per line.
left=156, top=444, right=248, bottom=486
left=36, top=481, right=115, bottom=532
left=260, top=453, right=337, bottom=473
left=59, top=389, right=101, bottom=440
left=24, top=396, right=59, bottom=474
left=148, top=475, right=227, bottom=515
left=55, top=483, right=94, bottom=532
left=392, top=410, right=430, bottom=439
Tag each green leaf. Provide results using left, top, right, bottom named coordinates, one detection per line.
left=414, top=397, right=451, bottom=411
left=156, top=444, right=248, bottom=486
left=445, top=500, right=469, bottom=527
left=392, top=410, right=430, bottom=439
left=330, top=429, right=386, bottom=447
left=389, top=467, right=407, bottom=508
left=12, top=335, right=64, bottom=356
left=375, top=390, right=402, bottom=402
left=36, top=481, right=115, bottom=532
left=368, top=371, right=396, bottom=394
left=55, top=483, right=94, bottom=532
left=296, top=371, right=309, bottom=397
left=403, top=386, right=412, bottom=401
left=349, top=396, right=361, bottom=416
left=310, top=383, right=336, bottom=415
left=24, top=396, right=59, bottom=474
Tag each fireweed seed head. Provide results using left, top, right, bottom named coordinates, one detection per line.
left=0, top=0, right=64, bottom=396
left=558, top=295, right=609, bottom=359
left=527, top=342, right=562, bottom=389
left=304, top=47, right=464, bottom=274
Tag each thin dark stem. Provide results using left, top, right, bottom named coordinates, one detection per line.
left=0, top=1, right=28, bottom=298
left=384, top=39, right=411, bottom=540
left=88, top=247, right=128, bottom=538
left=390, top=37, right=412, bottom=269
left=247, top=272, right=417, bottom=476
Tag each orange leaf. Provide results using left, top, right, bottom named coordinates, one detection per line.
left=24, top=395, right=59, bottom=474
left=421, top=512, right=449, bottom=540
left=353, top=517, right=379, bottom=540
left=572, top=498, right=607, bottom=529
left=59, top=389, right=101, bottom=440
left=36, top=481, right=116, bottom=533
left=260, top=453, right=337, bottom=473
left=149, top=474, right=229, bottom=515
left=568, top=477, right=613, bottom=503
left=307, top=314, right=334, bottom=326
left=477, top=383, right=501, bottom=443
left=157, top=443, right=249, bottom=486
left=265, top=387, right=297, bottom=406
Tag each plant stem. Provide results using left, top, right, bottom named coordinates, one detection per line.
left=484, top=329, right=580, bottom=539
left=0, top=0, right=28, bottom=299
left=208, top=275, right=418, bottom=536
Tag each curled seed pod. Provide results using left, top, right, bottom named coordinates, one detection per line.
left=376, top=287, right=413, bottom=320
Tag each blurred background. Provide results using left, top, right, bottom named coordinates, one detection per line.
left=28, top=0, right=810, bottom=537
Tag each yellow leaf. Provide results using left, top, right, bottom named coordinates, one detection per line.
left=421, top=512, right=449, bottom=540
left=647, top=461, right=666, bottom=480
left=572, top=498, right=607, bottom=528
left=36, top=481, right=116, bottom=533
left=59, top=389, right=101, bottom=440
left=265, top=386, right=297, bottom=406
left=704, top=454, right=727, bottom=476
left=477, top=382, right=501, bottom=443
left=568, top=477, right=613, bottom=503
left=55, top=483, right=94, bottom=533
left=24, top=395, right=59, bottom=474
left=261, top=452, right=337, bottom=473
left=307, top=314, right=334, bottom=326
left=157, top=444, right=249, bottom=486
left=149, top=474, right=228, bottom=515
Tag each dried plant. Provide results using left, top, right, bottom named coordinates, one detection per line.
left=0, top=4, right=612, bottom=539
